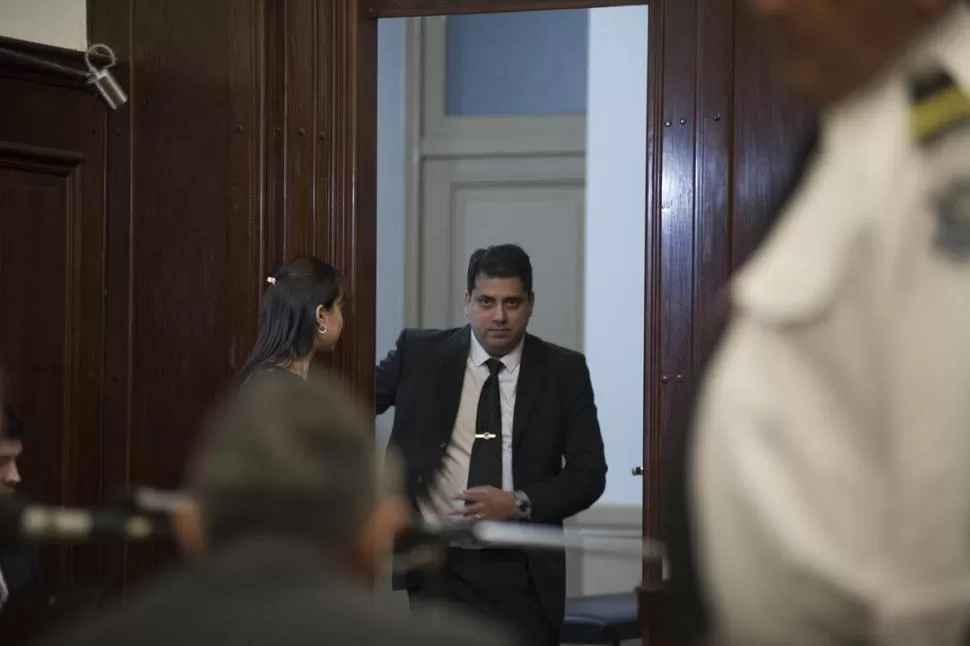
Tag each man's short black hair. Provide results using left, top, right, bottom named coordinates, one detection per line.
left=1, top=406, right=23, bottom=441
left=466, top=244, right=533, bottom=294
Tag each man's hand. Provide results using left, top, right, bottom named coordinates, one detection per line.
left=451, top=486, right=516, bottom=520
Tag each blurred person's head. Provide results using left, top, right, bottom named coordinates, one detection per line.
left=747, top=0, right=961, bottom=105
left=179, top=371, right=408, bottom=581
left=240, top=256, right=345, bottom=381
left=0, top=406, right=23, bottom=495
left=464, top=245, right=535, bottom=358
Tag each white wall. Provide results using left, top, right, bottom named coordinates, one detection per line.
left=375, top=18, right=408, bottom=448
left=567, top=6, right=648, bottom=612
left=0, top=0, right=87, bottom=50
left=583, top=5, right=648, bottom=509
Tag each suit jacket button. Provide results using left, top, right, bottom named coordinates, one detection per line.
left=438, top=442, right=446, bottom=449
left=416, top=476, right=424, bottom=484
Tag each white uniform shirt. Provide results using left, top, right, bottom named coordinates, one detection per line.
left=692, top=5, right=970, bottom=645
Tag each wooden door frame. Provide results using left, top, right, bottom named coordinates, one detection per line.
left=337, top=0, right=662, bottom=574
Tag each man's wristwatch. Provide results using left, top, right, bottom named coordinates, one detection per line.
left=513, top=490, right=532, bottom=520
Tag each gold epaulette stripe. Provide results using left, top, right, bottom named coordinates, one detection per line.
left=912, top=83, right=970, bottom=144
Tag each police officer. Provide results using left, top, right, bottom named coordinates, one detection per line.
left=667, top=1, right=970, bottom=645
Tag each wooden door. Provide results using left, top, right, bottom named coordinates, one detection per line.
left=640, top=0, right=816, bottom=641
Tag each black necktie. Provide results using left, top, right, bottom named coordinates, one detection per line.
left=467, top=358, right=504, bottom=490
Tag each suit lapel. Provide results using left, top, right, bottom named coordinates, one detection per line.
left=512, top=334, right=542, bottom=449
left=436, top=327, right=471, bottom=442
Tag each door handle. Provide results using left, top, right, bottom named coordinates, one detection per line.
left=632, top=466, right=644, bottom=476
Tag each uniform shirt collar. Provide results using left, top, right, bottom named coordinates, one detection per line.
left=468, top=328, right=524, bottom=375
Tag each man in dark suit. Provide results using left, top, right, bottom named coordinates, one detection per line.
left=0, top=406, right=40, bottom=609
left=35, top=371, right=517, bottom=646
left=377, top=244, right=608, bottom=646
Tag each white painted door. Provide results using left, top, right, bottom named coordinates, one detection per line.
left=419, top=156, right=586, bottom=350
left=409, top=15, right=588, bottom=351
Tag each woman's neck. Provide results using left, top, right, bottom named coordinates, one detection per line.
left=285, top=355, right=313, bottom=379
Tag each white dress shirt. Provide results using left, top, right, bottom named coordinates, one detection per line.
left=0, top=563, right=7, bottom=609
left=692, top=5, right=970, bottom=646
left=419, top=331, right=522, bottom=524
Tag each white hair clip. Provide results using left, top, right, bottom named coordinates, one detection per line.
left=266, top=276, right=277, bottom=285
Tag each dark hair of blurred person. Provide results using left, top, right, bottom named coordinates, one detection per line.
left=187, top=370, right=402, bottom=578
left=238, top=256, right=345, bottom=383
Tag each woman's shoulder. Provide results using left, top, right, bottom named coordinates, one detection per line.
left=239, top=365, right=303, bottom=390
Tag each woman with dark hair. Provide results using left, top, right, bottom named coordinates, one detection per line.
left=239, top=256, right=345, bottom=382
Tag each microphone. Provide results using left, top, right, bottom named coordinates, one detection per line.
left=392, top=516, right=666, bottom=576
left=0, top=495, right=174, bottom=545
left=0, top=488, right=665, bottom=573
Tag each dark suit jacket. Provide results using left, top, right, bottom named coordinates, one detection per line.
left=376, top=327, right=608, bottom=621
left=34, top=535, right=519, bottom=646
left=0, top=546, right=40, bottom=594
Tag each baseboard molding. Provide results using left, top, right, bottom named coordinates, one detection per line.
left=567, top=502, right=642, bottom=535
left=564, top=503, right=643, bottom=599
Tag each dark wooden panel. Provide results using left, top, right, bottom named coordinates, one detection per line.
left=86, top=0, right=134, bottom=593
left=262, top=0, right=286, bottom=276
left=367, top=0, right=645, bottom=18
left=89, top=0, right=265, bottom=586
left=314, top=1, right=378, bottom=401
left=0, top=74, right=107, bottom=585
left=0, top=36, right=95, bottom=88
left=653, top=0, right=697, bottom=585
left=646, top=0, right=817, bottom=525
left=283, top=0, right=318, bottom=257
left=731, top=2, right=816, bottom=269
left=693, top=0, right=734, bottom=370
left=642, top=0, right=666, bottom=588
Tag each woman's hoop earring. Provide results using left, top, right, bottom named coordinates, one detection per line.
left=317, top=324, right=328, bottom=336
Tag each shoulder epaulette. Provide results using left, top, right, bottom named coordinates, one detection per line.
left=910, top=69, right=970, bottom=145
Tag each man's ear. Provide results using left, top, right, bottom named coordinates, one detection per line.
left=171, top=495, right=206, bottom=559
left=353, top=494, right=410, bottom=580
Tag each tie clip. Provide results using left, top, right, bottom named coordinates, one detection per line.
left=474, top=432, right=497, bottom=440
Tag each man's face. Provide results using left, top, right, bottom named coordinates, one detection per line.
left=748, top=0, right=954, bottom=105
left=465, top=275, right=534, bottom=357
left=0, top=439, right=22, bottom=494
